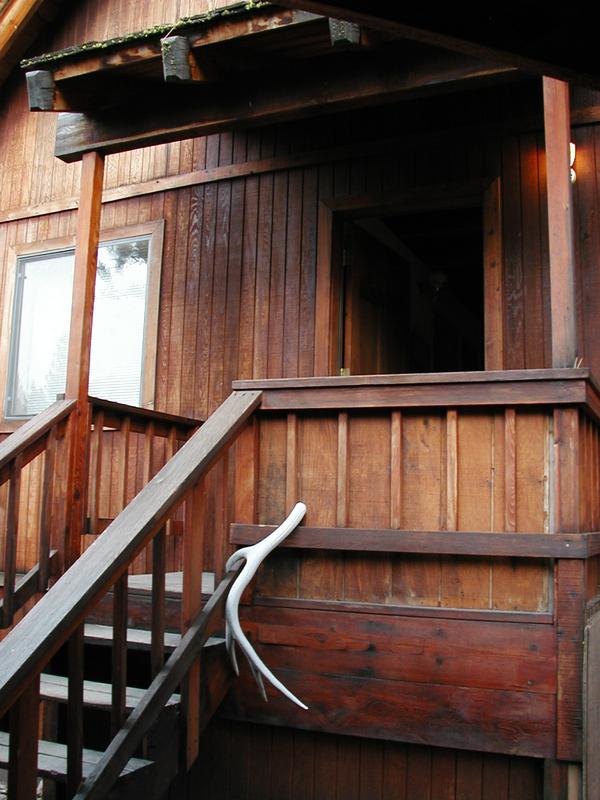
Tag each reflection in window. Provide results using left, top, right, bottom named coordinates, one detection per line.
left=7, top=236, right=150, bottom=417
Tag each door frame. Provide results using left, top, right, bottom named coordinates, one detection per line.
left=314, top=178, right=503, bottom=376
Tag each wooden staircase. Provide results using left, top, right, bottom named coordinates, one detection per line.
left=0, top=390, right=262, bottom=799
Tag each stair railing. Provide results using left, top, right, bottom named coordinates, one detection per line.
left=0, top=389, right=261, bottom=800
left=0, top=398, right=76, bottom=630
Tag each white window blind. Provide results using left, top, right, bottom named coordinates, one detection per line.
left=7, top=236, right=150, bottom=417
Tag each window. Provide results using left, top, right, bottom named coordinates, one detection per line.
left=3, top=221, right=163, bottom=419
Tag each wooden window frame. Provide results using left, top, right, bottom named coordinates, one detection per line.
left=314, top=178, right=503, bottom=376
left=0, top=219, right=164, bottom=431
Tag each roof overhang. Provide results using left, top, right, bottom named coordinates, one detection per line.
left=20, top=2, right=523, bottom=163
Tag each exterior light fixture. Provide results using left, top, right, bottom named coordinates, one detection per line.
left=570, top=141, right=576, bottom=184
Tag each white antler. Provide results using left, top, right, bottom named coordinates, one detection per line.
left=225, top=502, right=308, bottom=710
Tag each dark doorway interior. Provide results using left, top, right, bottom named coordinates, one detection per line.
left=340, top=205, right=484, bottom=375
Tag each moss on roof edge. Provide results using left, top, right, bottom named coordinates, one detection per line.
left=20, top=0, right=271, bottom=69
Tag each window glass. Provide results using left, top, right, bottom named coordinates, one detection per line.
left=6, top=235, right=150, bottom=417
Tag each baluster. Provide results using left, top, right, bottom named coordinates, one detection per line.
left=165, top=425, right=177, bottom=544
left=67, top=625, right=84, bottom=796
left=38, top=427, right=56, bottom=593
left=135, top=421, right=155, bottom=574
left=111, top=572, right=128, bottom=735
left=8, top=675, right=40, bottom=800
left=119, top=416, right=131, bottom=516
left=151, top=530, right=166, bottom=679
left=182, top=480, right=205, bottom=767
left=88, top=409, right=104, bottom=537
left=2, top=454, right=22, bottom=628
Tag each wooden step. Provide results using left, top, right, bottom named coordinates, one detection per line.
left=39, top=673, right=180, bottom=711
left=0, top=731, right=153, bottom=782
left=83, top=623, right=182, bottom=651
left=83, top=623, right=224, bottom=653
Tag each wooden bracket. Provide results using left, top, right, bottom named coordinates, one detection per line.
left=328, top=18, right=361, bottom=48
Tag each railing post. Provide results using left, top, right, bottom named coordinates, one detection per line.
left=65, top=151, right=104, bottom=566
left=8, top=676, right=40, bottom=800
left=181, top=481, right=205, bottom=768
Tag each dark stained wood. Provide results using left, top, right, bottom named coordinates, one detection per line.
left=0, top=390, right=261, bottom=718
left=543, top=77, right=577, bottom=368
left=231, top=523, right=600, bottom=558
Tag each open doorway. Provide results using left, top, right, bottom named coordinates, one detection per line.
left=338, top=205, right=485, bottom=375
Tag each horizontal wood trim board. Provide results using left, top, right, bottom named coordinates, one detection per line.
left=253, top=596, right=554, bottom=625
left=222, top=670, right=555, bottom=758
left=253, top=380, right=589, bottom=411
left=242, top=605, right=556, bottom=693
left=231, top=524, right=600, bottom=559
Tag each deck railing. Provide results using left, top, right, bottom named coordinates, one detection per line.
left=0, top=399, right=76, bottom=629
left=0, top=389, right=261, bottom=799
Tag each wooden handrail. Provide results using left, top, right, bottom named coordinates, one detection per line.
left=0, top=389, right=261, bottom=718
left=0, top=398, right=75, bottom=480
left=88, top=396, right=201, bottom=431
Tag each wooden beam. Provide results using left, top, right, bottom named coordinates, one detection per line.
left=274, top=1, right=600, bottom=89
left=543, top=77, right=578, bottom=368
left=54, top=55, right=517, bottom=162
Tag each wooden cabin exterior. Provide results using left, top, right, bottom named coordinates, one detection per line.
left=1, top=2, right=600, bottom=799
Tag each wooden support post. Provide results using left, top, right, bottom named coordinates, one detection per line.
left=65, top=150, right=104, bottom=566
left=543, top=77, right=577, bottom=368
